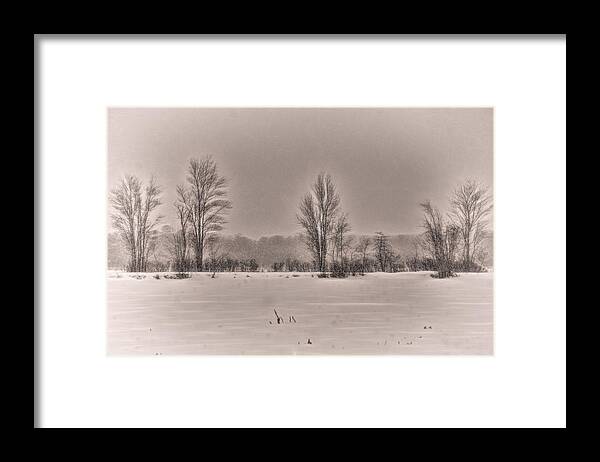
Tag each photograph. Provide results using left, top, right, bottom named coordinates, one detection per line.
left=107, top=107, right=494, bottom=355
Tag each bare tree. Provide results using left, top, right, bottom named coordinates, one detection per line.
left=298, top=194, right=320, bottom=269
left=110, top=175, right=163, bottom=272
left=332, top=212, right=352, bottom=273
left=297, top=173, right=341, bottom=274
left=355, top=236, right=371, bottom=274
left=168, top=185, right=192, bottom=273
left=182, top=156, right=232, bottom=271
left=420, top=200, right=461, bottom=278
left=451, top=179, right=493, bottom=271
left=374, top=232, right=393, bottom=272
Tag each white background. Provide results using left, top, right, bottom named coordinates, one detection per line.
left=37, top=36, right=566, bottom=428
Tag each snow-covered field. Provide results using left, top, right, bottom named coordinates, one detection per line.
left=107, top=271, right=493, bottom=355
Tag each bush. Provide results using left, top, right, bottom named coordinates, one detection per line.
left=430, top=271, right=458, bottom=279
left=164, top=273, right=191, bottom=279
left=330, top=261, right=347, bottom=278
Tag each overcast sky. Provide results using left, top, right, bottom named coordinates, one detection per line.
left=108, top=108, right=493, bottom=238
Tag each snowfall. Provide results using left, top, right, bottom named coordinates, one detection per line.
left=107, top=271, right=493, bottom=355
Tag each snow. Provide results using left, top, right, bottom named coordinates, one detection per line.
left=107, top=271, right=493, bottom=355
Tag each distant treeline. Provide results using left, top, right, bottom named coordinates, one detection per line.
left=107, top=229, right=492, bottom=273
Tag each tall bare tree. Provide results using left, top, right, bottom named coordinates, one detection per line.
left=451, top=179, right=492, bottom=270
left=374, top=232, right=393, bottom=272
left=297, top=173, right=341, bottom=273
left=420, top=200, right=460, bottom=278
left=182, top=156, right=232, bottom=271
left=332, top=213, right=352, bottom=272
left=110, top=175, right=163, bottom=272
left=169, top=185, right=192, bottom=273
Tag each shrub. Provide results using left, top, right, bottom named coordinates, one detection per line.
left=164, top=273, right=191, bottom=279
left=330, top=261, right=347, bottom=278
left=430, top=272, right=458, bottom=279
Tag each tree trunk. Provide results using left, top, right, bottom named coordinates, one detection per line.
left=195, top=253, right=202, bottom=272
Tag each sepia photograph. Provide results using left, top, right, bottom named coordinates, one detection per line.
left=107, top=107, right=494, bottom=355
